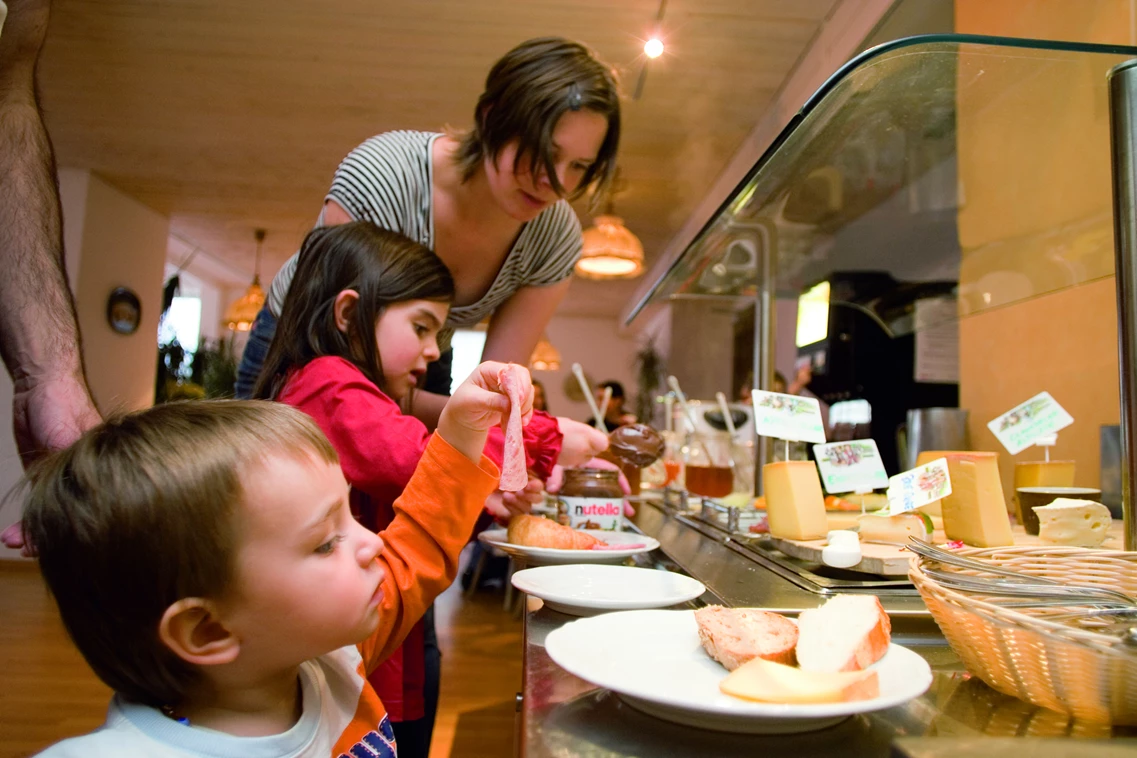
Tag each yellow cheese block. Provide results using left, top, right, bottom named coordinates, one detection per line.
left=938, top=452, right=1014, bottom=547
left=720, top=656, right=879, bottom=704
left=1013, top=461, right=1075, bottom=517
left=763, top=461, right=827, bottom=540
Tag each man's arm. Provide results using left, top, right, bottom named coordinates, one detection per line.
left=0, top=0, right=100, bottom=470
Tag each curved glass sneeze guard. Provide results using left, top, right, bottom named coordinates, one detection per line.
left=627, top=35, right=1137, bottom=336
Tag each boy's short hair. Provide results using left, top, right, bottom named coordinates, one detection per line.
left=21, top=400, right=338, bottom=708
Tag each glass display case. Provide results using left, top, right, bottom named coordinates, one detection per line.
left=626, top=34, right=1137, bottom=547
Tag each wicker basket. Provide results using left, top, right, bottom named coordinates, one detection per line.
left=909, top=545, right=1137, bottom=724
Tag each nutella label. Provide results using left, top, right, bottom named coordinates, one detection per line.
left=561, top=496, right=623, bottom=531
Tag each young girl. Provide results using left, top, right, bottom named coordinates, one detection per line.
left=252, top=221, right=604, bottom=756
left=236, top=36, right=621, bottom=429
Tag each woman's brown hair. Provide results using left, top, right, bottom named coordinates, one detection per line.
left=252, top=222, right=454, bottom=400
left=454, top=36, right=621, bottom=200
left=21, top=400, right=339, bottom=708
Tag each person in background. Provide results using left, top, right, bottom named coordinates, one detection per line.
left=235, top=36, right=621, bottom=431
left=532, top=378, right=548, bottom=413
left=252, top=221, right=605, bottom=757
left=0, top=0, right=102, bottom=552
left=22, top=375, right=520, bottom=757
left=586, top=380, right=636, bottom=430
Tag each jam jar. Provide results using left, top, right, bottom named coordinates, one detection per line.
left=556, top=468, right=624, bottom=531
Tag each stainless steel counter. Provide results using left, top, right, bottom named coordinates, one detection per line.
left=515, top=499, right=1137, bottom=756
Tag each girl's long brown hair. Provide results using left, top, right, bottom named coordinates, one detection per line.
left=252, top=222, right=454, bottom=400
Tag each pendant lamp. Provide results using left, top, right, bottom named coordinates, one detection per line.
left=575, top=169, right=644, bottom=280
left=529, top=333, right=561, bottom=371
left=225, top=228, right=266, bottom=332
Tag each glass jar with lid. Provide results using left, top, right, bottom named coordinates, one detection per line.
left=556, top=467, right=624, bottom=530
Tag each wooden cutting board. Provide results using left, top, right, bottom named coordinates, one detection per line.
left=768, top=521, right=1127, bottom=577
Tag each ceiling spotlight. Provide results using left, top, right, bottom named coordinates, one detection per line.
left=644, top=38, right=664, bottom=58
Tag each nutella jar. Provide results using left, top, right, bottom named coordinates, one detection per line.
left=557, top=468, right=623, bottom=531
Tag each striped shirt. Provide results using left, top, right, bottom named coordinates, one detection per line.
left=267, top=131, right=582, bottom=344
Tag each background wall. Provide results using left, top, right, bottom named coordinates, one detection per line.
left=954, top=0, right=1133, bottom=499
left=536, top=313, right=653, bottom=425
left=0, top=170, right=167, bottom=559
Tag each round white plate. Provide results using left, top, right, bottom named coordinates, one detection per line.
left=544, top=609, right=933, bottom=734
left=510, top=565, right=706, bottom=615
left=477, top=528, right=659, bottom=566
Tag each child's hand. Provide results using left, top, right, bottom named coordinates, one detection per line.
left=438, top=361, right=532, bottom=463
left=555, top=417, right=609, bottom=468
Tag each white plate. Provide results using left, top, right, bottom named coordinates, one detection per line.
left=544, top=609, right=933, bottom=734
left=478, top=528, right=659, bottom=566
left=510, top=565, right=706, bottom=615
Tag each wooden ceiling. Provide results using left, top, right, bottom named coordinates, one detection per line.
left=39, top=0, right=839, bottom=318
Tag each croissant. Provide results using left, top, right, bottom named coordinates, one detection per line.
left=506, top=514, right=603, bottom=550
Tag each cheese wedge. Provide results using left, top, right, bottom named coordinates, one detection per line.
left=858, top=512, right=931, bottom=544
left=928, top=451, right=1014, bottom=547
left=720, top=657, right=879, bottom=704
left=763, top=461, right=827, bottom=540
left=1034, top=498, right=1112, bottom=547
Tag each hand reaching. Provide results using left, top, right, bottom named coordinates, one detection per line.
left=3, top=374, right=101, bottom=555
left=12, top=372, right=101, bottom=467
left=485, top=475, right=544, bottom=522
left=438, top=361, right=532, bottom=463
left=554, top=417, right=609, bottom=468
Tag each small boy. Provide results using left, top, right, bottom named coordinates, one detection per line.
left=23, top=361, right=530, bottom=757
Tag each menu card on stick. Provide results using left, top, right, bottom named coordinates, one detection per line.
left=986, top=391, right=1074, bottom=456
left=751, top=390, right=826, bottom=444
left=885, top=458, right=952, bottom=516
left=812, top=439, right=889, bottom=495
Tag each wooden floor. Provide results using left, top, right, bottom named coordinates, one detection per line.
left=0, top=546, right=522, bottom=758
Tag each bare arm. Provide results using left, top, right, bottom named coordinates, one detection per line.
left=481, top=278, right=571, bottom=365
left=0, top=0, right=100, bottom=467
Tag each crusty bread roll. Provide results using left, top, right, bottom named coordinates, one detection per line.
left=796, top=595, right=891, bottom=673
left=694, top=605, right=798, bottom=671
left=506, top=514, right=603, bottom=550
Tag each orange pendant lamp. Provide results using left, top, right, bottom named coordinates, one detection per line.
left=225, top=228, right=266, bottom=332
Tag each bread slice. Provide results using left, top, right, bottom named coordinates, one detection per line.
left=694, top=606, right=798, bottom=671
left=720, top=656, right=880, bottom=704
left=796, top=595, right=891, bottom=673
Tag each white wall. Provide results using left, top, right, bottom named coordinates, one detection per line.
left=74, top=174, right=168, bottom=415
left=536, top=314, right=650, bottom=423
left=1, top=170, right=168, bottom=560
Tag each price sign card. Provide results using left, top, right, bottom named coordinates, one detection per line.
left=885, top=457, right=952, bottom=516
left=812, top=439, right=889, bottom=495
left=986, top=391, right=1074, bottom=456
left=751, top=390, right=826, bottom=444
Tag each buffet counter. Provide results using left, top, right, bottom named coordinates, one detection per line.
left=515, top=500, right=1137, bottom=756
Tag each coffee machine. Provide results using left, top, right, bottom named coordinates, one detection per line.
left=795, top=271, right=959, bottom=475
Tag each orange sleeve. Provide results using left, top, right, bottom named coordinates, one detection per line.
left=358, top=433, right=499, bottom=669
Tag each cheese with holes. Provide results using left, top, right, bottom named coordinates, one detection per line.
left=937, top=452, right=1014, bottom=547
left=1034, top=498, right=1111, bottom=547
left=764, top=461, right=827, bottom=540
left=720, top=656, right=879, bottom=704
